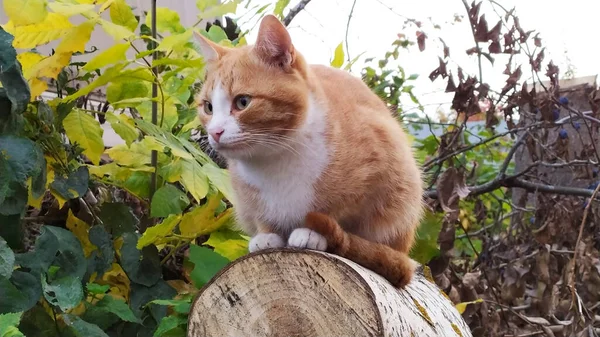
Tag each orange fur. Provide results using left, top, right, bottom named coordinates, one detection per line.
left=195, top=15, right=424, bottom=288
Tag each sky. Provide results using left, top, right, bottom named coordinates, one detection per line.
left=238, top=0, right=599, bottom=119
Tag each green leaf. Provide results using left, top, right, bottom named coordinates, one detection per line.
left=88, top=226, right=114, bottom=276
left=204, top=229, right=249, bottom=261
left=0, top=237, right=15, bottom=279
left=188, top=245, right=229, bottom=288
left=0, top=312, right=23, bottom=337
left=149, top=299, right=191, bottom=315
left=120, top=233, right=161, bottom=287
left=49, top=166, right=89, bottom=201
left=154, top=315, right=187, bottom=337
left=95, top=295, right=139, bottom=323
left=109, top=0, right=138, bottom=32
left=63, top=314, right=109, bottom=337
left=106, top=81, right=149, bottom=107
left=197, top=0, right=239, bottom=20
left=82, top=43, right=129, bottom=71
left=137, top=214, right=181, bottom=249
left=410, top=211, right=442, bottom=264
left=180, top=159, right=209, bottom=203
left=205, top=25, right=228, bottom=43
left=105, top=141, right=154, bottom=167
left=129, top=280, right=176, bottom=322
left=64, top=62, right=128, bottom=102
left=157, top=29, right=193, bottom=52
left=150, top=185, right=190, bottom=218
left=86, top=283, right=110, bottom=295
left=63, top=109, right=105, bottom=165
left=202, top=163, right=234, bottom=203
left=145, top=7, right=185, bottom=34
left=99, top=19, right=135, bottom=41
left=0, top=214, right=23, bottom=250
left=18, top=304, right=56, bottom=337
left=0, top=271, right=42, bottom=314
left=44, top=226, right=87, bottom=280
left=42, top=275, right=83, bottom=311
left=104, top=112, right=138, bottom=146
left=0, top=28, right=31, bottom=114
left=330, top=42, right=345, bottom=68
left=273, top=0, right=290, bottom=19
left=135, top=120, right=193, bottom=160
left=14, top=227, right=59, bottom=276
left=98, top=202, right=138, bottom=237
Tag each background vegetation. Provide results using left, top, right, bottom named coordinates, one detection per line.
left=0, top=0, right=599, bottom=336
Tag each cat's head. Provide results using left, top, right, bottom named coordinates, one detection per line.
left=195, top=15, right=310, bottom=161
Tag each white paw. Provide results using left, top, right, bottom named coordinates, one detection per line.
left=249, top=233, right=285, bottom=252
left=287, top=228, right=327, bottom=251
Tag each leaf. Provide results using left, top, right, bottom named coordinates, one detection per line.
left=0, top=215, right=23, bottom=251
left=47, top=3, right=96, bottom=17
left=95, top=295, right=139, bottom=323
left=154, top=315, right=187, bottom=337
left=18, top=304, right=56, bottom=337
left=202, top=163, right=234, bottom=203
left=63, top=314, right=109, bottom=337
left=66, top=210, right=95, bottom=257
left=99, top=19, right=134, bottom=41
left=98, top=202, right=138, bottom=237
left=273, top=0, right=291, bottom=19
left=204, top=229, right=249, bottom=261
left=64, top=62, right=127, bottom=102
left=0, top=312, right=23, bottom=337
left=205, top=25, right=228, bottom=43
left=49, top=166, right=90, bottom=201
left=188, top=245, right=229, bottom=288
left=410, top=211, right=442, bottom=264
left=82, top=42, right=129, bottom=71
left=109, top=0, right=138, bottom=32
left=136, top=214, right=181, bottom=249
left=43, top=226, right=87, bottom=280
left=149, top=299, right=191, bottom=315
left=95, top=263, right=130, bottom=302
left=63, top=109, right=104, bottom=165
left=197, top=0, right=239, bottom=20
left=105, top=142, right=153, bottom=167
left=179, top=193, right=229, bottom=237
left=106, top=80, right=149, bottom=106
left=3, top=0, right=48, bottom=26
left=150, top=185, right=190, bottom=218
left=119, top=233, right=161, bottom=287
left=56, top=20, right=96, bottom=54
left=0, top=28, right=31, bottom=114
left=145, top=7, right=185, bottom=34
left=330, top=42, right=344, bottom=68
left=157, top=29, right=193, bottom=52
left=42, top=275, right=83, bottom=311
left=88, top=226, right=114, bottom=276
left=455, top=298, right=483, bottom=314
left=180, top=159, right=209, bottom=203
left=104, top=112, right=138, bottom=146
left=0, top=271, right=42, bottom=314
left=129, top=280, right=176, bottom=321
left=86, top=283, right=110, bottom=295
left=3, top=13, right=73, bottom=49
left=0, top=237, right=15, bottom=280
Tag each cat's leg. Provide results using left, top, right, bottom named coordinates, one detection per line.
left=248, top=223, right=286, bottom=252
left=287, top=228, right=327, bottom=251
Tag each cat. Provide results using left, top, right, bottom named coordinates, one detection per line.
left=194, top=14, right=424, bottom=288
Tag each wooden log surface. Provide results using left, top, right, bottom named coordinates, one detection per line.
left=188, top=249, right=472, bottom=337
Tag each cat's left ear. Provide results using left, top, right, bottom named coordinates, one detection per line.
left=194, top=31, right=228, bottom=62
left=254, top=14, right=295, bottom=69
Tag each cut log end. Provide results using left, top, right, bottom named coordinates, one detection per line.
left=188, top=249, right=472, bottom=337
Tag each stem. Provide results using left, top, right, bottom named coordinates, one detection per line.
left=344, top=0, right=358, bottom=66
left=150, top=0, right=158, bottom=200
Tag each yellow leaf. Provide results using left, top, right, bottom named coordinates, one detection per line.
left=66, top=210, right=96, bottom=257
left=3, top=0, right=48, bottom=26
left=30, top=52, right=72, bottom=81
left=180, top=159, right=209, bottom=203
left=204, top=229, right=249, bottom=261
left=83, top=42, right=130, bottom=71
left=97, top=263, right=130, bottom=302
left=63, top=109, right=105, bottom=165
left=17, top=52, right=44, bottom=78
left=48, top=2, right=96, bottom=17
left=99, top=0, right=116, bottom=12
left=179, top=193, right=228, bottom=237
left=136, top=214, right=181, bottom=249
left=202, top=163, right=234, bottom=203
left=330, top=41, right=345, bottom=68
left=4, top=13, right=73, bottom=49
left=166, top=279, right=197, bottom=295
left=100, top=19, right=134, bottom=40
left=77, top=0, right=109, bottom=4
left=51, top=189, right=68, bottom=209
left=145, top=7, right=185, bottom=34
left=455, top=299, right=483, bottom=314
left=157, top=29, right=193, bottom=52
left=56, top=20, right=96, bottom=54
left=109, top=0, right=138, bottom=32
left=26, top=177, right=44, bottom=209
left=104, top=112, right=139, bottom=146
left=105, top=142, right=152, bottom=167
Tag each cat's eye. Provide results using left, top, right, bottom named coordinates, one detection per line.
left=234, top=95, right=252, bottom=110
left=203, top=100, right=213, bottom=115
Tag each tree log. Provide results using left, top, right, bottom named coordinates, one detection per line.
left=188, top=249, right=472, bottom=337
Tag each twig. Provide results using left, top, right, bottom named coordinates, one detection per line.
left=461, top=0, right=483, bottom=82
left=344, top=0, right=358, bottom=65
left=282, top=0, right=313, bottom=26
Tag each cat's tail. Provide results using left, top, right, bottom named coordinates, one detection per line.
left=304, top=212, right=417, bottom=288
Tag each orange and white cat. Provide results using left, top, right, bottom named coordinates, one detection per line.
left=195, top=15, right=424, bottom=288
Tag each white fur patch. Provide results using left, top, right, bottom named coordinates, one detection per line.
left=248, top=233, right=285, bottom=252
left=287, top=228, right=327, bottom=251
left=207, top=81, right=241, bottom=146
left=234, top=96, right=329, bottom=232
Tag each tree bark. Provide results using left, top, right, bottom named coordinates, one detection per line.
left=188, top=249, right=472, bottom=337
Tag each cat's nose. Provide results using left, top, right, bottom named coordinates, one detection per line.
left=209, top=127, right=225, bottom=143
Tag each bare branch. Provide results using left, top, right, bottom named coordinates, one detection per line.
left=282, top=0, right=313, bottom=27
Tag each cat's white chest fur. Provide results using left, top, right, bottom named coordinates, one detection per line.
left=234, top=96, right=329, bottom=231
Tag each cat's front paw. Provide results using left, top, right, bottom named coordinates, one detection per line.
left=249, top=233, right=285, bottom=252
left=287, top=228, right=327, bottom=251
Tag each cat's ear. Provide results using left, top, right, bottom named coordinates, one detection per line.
left=194, top=31, right=227, bottom=62
left=254, top=14, right=295, bottom=68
